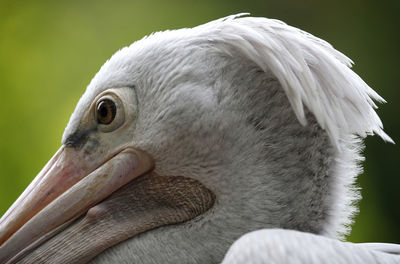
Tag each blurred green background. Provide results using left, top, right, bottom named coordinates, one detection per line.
left=0, top=0, right=399, bottom=243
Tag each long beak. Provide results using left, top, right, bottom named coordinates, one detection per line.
left=0, top=146, right=154, bottom=263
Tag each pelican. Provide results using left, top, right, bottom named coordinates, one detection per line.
left=0, top=14, right=399, bottom=263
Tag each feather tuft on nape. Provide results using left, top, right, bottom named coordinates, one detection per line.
left=193, top=14, right=393, bottom=150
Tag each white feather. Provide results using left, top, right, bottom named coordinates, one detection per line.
left=188, top=14, right=393, bottom=149
left=222, top=229, right=400, bottom=264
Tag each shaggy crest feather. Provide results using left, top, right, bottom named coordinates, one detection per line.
left=191, top=14, right=393, bottom=149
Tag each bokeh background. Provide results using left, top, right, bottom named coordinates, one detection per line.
left=0, top=0, right=399, bottom=243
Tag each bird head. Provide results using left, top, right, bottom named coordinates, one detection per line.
left=0, top=14, right=392, bottom=263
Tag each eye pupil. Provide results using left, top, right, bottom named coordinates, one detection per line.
left=96, top=99, right=116, bottom=125
left=99, top=104, right=108, bottom=118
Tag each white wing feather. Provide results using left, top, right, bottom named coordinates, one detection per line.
left=222, top=229, right=400, bottom=264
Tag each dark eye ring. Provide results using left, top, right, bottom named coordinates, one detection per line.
left=96, top=99, right=116, bottom=125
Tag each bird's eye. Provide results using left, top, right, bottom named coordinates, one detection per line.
left=96, top=99, right=116, bottom=125
left=93, top=90, right=128, bottom=133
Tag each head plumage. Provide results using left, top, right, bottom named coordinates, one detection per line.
left=189, top=14, right=393, bottom=149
